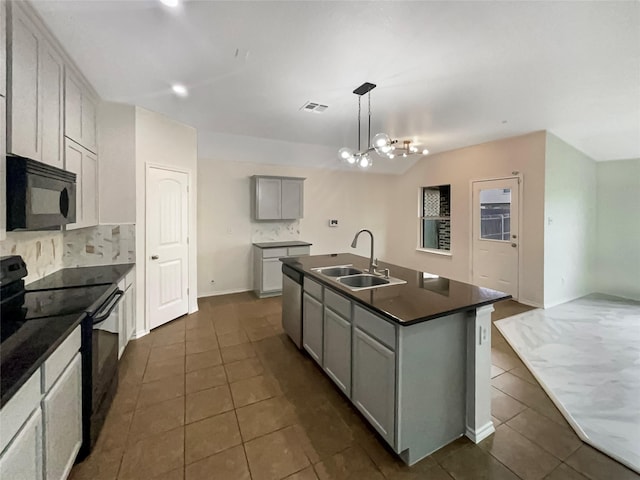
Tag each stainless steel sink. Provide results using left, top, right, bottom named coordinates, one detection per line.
left=338, top=274, right=390, bottom=288
left=315, top=266, right=363, bottom=277
left=336, top=274, right=407, bottom=291
left=311, top=264, right=407, bottom=291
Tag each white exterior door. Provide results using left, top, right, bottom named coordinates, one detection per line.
left=147, top=166, right=189, bottom=329
left=472, top=178, right=520, bottom=298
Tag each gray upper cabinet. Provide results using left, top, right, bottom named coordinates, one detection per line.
left=7, top=1, right=65, bottom=168
left=64, top=68, right=98, bottom=154
left=281, top=178, right=304, bottom=219
left=252, top=175, right=305, bottom=220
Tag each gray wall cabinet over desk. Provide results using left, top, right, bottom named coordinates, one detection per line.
left=251, top=175, right=305, bottom=220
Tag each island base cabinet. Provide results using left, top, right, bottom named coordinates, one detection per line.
left=353, top=327, right=396, bottom=447
left=302, top=292, right=323, bottom=365
left=323, top=307, right=351, bottom=396
left=43, top=353, right=82, bottom=480
left=0, top=407, right=43, bottom=480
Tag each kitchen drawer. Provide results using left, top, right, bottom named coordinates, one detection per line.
left=0, top=369, right=41, bottom=453
left=303, top=277, right=323, bottom=301
left=262, top=247, right=288, bottom=259
left=354, top=305, right=396, bottom=350
left=288, top=246, right=310, bottom=256
left=42, top=326, right=81, bottom=392
left=324, top=289, right=351, bottom=320
left=125, top=267, right=135, bottom=290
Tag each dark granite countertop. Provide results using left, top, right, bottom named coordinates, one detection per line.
left=281, top=253, right=511, bottom=326
left=253, top=241, right=312, bottom=249
left=1, top=263, right=133, bottom=407
left=1, top=313, right=86, bottom=407
left=26, top=263, right=135, bottom=290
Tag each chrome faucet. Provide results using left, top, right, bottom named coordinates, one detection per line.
left=350, top=229, right=378, bottom=274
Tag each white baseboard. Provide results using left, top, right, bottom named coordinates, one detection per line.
left=132, top=329, right=149, bottom=339
left=517, top=298, right=544, bottom=308
left=465, top=421, right=495, bottom=443
left=198, top=288, right=251, bottom=298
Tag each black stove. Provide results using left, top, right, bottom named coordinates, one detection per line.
left=0, top=256, right=125, bottom=461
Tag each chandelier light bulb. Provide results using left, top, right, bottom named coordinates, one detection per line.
left=373, top=132, right=391, bottom=147
left=346, top=156, right=356, bottom=165
left=403, top=153, right=407, bottom=158
left=388, top=154, right=395, bottom=159
left=338, top=148, right=354, bottom=161
left=359, top=156, right=370, bottom=168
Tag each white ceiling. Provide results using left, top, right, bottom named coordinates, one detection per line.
left=32, top=0, right=640, bottom=169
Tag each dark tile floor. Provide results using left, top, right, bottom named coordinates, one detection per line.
left=69, top=294, right=639, bottom=480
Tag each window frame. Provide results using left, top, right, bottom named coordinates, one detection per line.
left=417, top=185, right=452, bottom=256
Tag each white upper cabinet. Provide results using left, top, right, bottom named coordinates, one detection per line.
left=40, top=43, right=64, bottom=168
left=7, top=3, right=40, bottom=160
left=65, top=138, right=98, bottom=230
left=1, top=0, right=7, bottom=97
left=252, top=175, right=305, bottom=220
left=7, top=2, right=64, bottom=168
left=64, top=68, right=98, bottom=153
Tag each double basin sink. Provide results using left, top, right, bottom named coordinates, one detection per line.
left=311, top=265, right=407, bottom=291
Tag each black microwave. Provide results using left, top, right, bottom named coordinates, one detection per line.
left=6, top=156, right=77, bottom=231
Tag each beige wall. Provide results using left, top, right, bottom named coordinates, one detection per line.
left=98, top=103, right=136, bottom=224
left=197, top=158, right=393, bottom=297
left=596, top=158, right=640, bottom=300
left=384, top=131, right=547, bottom=307
left=135, top=107, right=199, bottom=331
left=544, top=133, right=597, bottom=307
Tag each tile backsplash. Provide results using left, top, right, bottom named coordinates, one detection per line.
left=64, top=224, right=135, bottom=268
left=251, top=221, right=300, bottom=243
left=0, top=224, right=135, bottom=284
left=0, top=231, right=64, bottom=284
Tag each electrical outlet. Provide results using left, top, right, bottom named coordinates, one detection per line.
left=329, top=219, right=338, bottom=227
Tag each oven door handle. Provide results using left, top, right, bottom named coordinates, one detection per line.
left=93, top=290, right=124, bottom=324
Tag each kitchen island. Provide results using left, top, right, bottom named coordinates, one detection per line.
left=281, top=253, right=510, bottom=466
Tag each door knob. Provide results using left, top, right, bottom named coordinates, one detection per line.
left=511, top=243, right=517, bottom=248
left=151, top=255, right=159, bottom=260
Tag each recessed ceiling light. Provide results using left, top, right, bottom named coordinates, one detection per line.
left=159, top=0, right=180, bottom=8
left=171, top=84, right=188, bottom=97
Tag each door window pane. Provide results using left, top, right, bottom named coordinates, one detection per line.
left=479, top=188, right=511, bottom=240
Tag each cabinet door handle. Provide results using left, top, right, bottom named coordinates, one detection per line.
left=151, top=255, right=159, bottom=260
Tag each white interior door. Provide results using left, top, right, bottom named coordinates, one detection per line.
left=147, top=166, right=189, bottom=329
left=472, top=178, right=519, bottom=298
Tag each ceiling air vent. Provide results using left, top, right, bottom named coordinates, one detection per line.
left=300, top=101, right=328, bottom=113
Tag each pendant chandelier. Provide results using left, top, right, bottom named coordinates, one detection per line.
left=338, top=82, right=429, bottom=169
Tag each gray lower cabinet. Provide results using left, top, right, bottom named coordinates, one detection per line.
left=252, top=244, right=310, bottom=298
left=0, top=408, right=43, bottom=480
left=352, top=327, right=396, bottom=446
left=323, top=307, right=351, bottom=396
left=302, top=292, right=323, bottom=365
left=262, top=258, right=283, bottom=292
left=43, top=354, right=82, bottom=480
